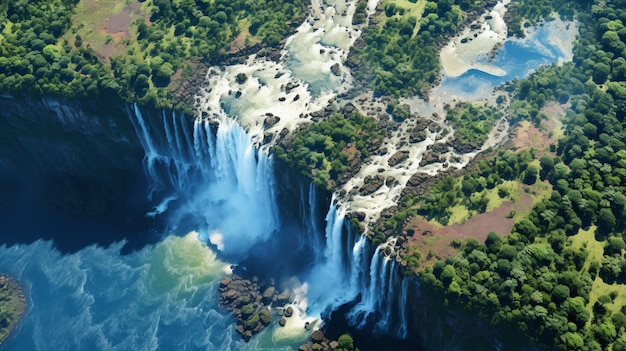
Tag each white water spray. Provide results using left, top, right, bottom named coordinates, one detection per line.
left=128, top=105, right=280, bottom=258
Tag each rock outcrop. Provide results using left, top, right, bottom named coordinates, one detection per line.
left=298, top=329, right=343, bottom=351
left=218, top=274, right=295, bottom=342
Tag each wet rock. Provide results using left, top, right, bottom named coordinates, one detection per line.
left=410, top=130, right=427, bottom=143
left=276, top=290, right=292, bottom=305
left=354, top=211, right=366, bottom=221
left=311, top=330, right=325, bottom=343
left=419, top=152, right=441, bottom=166
left=279, top=317, right=287, bottom=327
left=342, top=102, right=356, bottom=114
left=262, top=286, right=276, bottom=304
left=450, top=137, right=479, bottom=153
left=330, top=63, right=341, bottom=76
left=266, top=48, right=282, bottom=62
left=285, top=306, right=294, bottom=317
left=388, top=150, right=409, bottom=167
left=219, top=277, right=232, bottom=289
left=360, top=175, right=385, bottom=195
left=309, top=109, right=324, bottom=118
left=219, top=274, right=286, bottom=342
left=223, top=289, right=239, bottom=301
left=386, top=176, right=398, bottom=187
left=263, top=115, right=281, bottom=128
left=430, top=142, right=448, bottom=153
left=407, top=172, right=429, bottom=187
left=428, top=122, right=441, bottom=133
left=279, top=128, right=289, bottom=139
left=285, top=82, right=299, bottom=94
left=415, top=119, right=430, bottom=130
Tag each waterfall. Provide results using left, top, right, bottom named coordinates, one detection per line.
left=341, top=244, right=410, bottom=339
left=127, top=103, right=410, bottom=340
left=127, top=104, right=280, bottom=259
left=304, top=199, right=410, bottom=339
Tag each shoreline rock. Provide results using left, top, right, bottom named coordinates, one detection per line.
left=218, top=273, right=295, bottom=342
left=298, top=329, right=348, bottom=351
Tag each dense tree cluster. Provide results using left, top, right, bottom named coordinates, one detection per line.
left=104, top=0, right=306, bottom=109
left=445, top=102, right=502, bottom=148
left=419, top=0, right=626, bottom=348
left=275, top=111, right=383, bottom=190
left=0, top=0, right=308, bottom=110
left=0, top=0, right=120, bottom=99
left=349, top=0, right=466, bottom=98
left=505, top=0, right=578, bottom=37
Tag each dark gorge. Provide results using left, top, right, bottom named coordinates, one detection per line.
left=0, top=94, right=157, bottom=253
left=0, top=94, right=533, bottom=351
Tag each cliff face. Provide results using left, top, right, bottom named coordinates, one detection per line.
left=0, top=94, right=158, bottom=252
left=405, top=275, right=538, bottom=351
left=0, top=94, right=142, bottom=177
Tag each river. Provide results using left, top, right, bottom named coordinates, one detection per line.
left=0, top=0, right=577, bottom=350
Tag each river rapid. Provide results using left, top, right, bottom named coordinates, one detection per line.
left=0, top=0, right=577, bottom=350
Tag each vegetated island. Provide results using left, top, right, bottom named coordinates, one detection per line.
left=0, top=275, right=26, bottom=345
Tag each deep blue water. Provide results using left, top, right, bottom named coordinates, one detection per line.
left=438, top=22, right=573, bottom=99
left=0, top=235, right=307, bottom=351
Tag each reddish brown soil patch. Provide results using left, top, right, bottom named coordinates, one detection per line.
left=98, top=43, right=118, bottom=63
left=511, top=102, right=568, bottom=155
left=171, top=68, right=183, bottom=82
left=95, top=1, right=143, bottom=63
left=406, top=190, right=533, bottom=268
left=513, top=123, right=546, bottom=150
left=342, top=145, right=359, bottom=161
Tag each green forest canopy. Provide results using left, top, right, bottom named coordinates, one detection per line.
left=4, top=0, right=626, bottom=350
left=0, top=0, right=306, bottom=112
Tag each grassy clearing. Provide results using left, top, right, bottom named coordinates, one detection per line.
left=569, top=226, right=603, bottom=272
left=447, top=204, right=470, bottom=225
left=587, top=277, right=626, bottom=326
left=376, top=0, right=426, bottom=35
left=485, top=181, right=521, bottom=211
left=567, top=226, right=626, bottom=321
left=70, top=0, right=126, bottom=49
left=67, top=0, right=148, bottom=63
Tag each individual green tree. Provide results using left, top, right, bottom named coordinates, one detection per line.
left=597, top=208, right=617, bottom=235
left=133, top=74, right=150, bottom=97
left=523, top=164, right=539, bottom=185
left=337, top=334, right=359, bottom=351
left=551, top=284, right=570, bottom=303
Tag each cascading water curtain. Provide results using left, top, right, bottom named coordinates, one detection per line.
left=128, top=104, right=410, bottom=339
left=127, top=104, right=280, bottom=258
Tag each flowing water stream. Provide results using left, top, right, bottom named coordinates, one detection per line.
left=0, top=0, right=578, bottom=349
